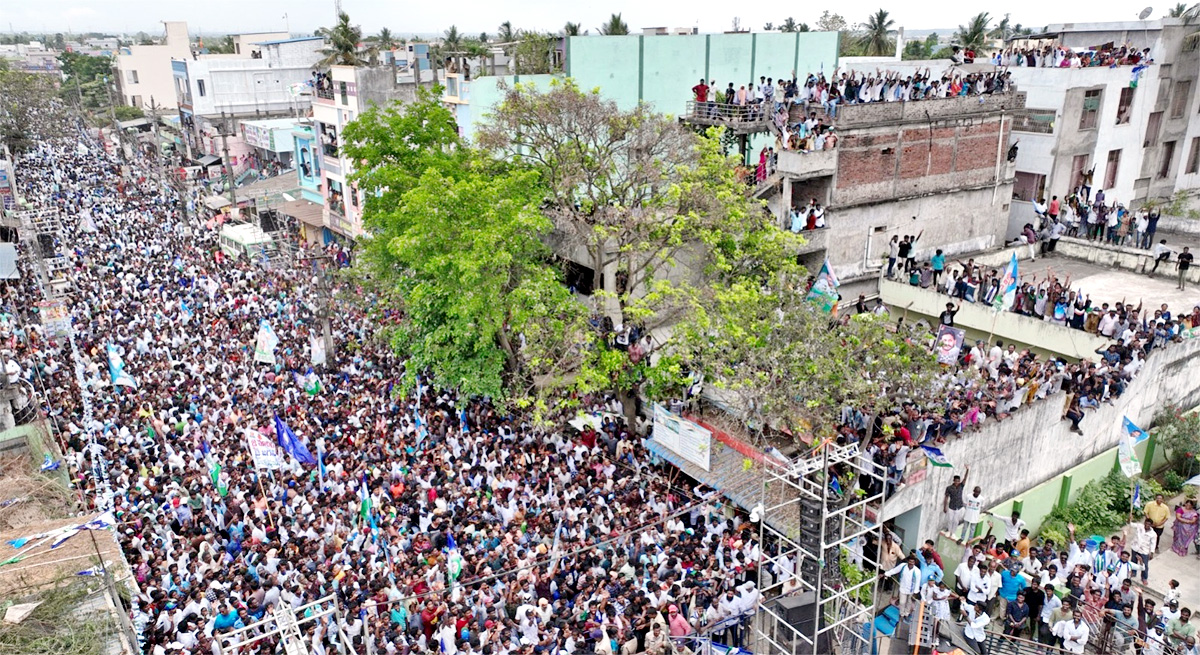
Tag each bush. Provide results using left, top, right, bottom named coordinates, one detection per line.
left=1038, top=469, right=1155, bottom=543
left=1164, top=470, right=1186, bottom=494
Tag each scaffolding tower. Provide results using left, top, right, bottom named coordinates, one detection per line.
left=753, top=442, right=887, bottom=655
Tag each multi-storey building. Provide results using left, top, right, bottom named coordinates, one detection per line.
left=1007, top=19, right=1200, bottom=228
left=115, top=21, right=191, bottom=110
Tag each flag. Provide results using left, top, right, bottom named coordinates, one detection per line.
left=1118, top=437, right=1141, bottom=477
left=106, top=343, right=138, bottom=389
left=1130, top=63, right=1148, bottom=88
left=805, top=257, right=841, bottom=314
left=1122, top=417, right=1149, bottom=445
left=302, top=369, right=322, bottom=396
left=310, top=333, right=327, bottom=367
left=992, top=253, right=1019, bottom=312
left=180, top=299, right=193, bottom=323
left=414, top=408, right=428, bottom=447
left=445, top=530, right=463, bottom=582
left=274, top=414, right=317, bottom=466
left=359, top=473, right=372, bottom=523
left=921, top=445, right=954, bottom=468
left=1132, top=481, right=1141, bottom=509
left=317, top=447, right=327, bottom=489
left=202, top=440, right=227, bottom=497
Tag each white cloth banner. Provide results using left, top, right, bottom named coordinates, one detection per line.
left=245, top=430, right=282, bottom=470
left=310, top=333, right=327, bottom=367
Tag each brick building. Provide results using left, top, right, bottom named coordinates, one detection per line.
left=750, top=92, right=1020, bottom=284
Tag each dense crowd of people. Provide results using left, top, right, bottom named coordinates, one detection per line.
left=5, top=136, right=797, bottom=655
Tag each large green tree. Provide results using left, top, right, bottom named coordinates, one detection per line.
left=341, top=87, right=584, bottom=402
left=0, top=69, right=71, bottom=152
left=956, top=13, right=992, bottom=51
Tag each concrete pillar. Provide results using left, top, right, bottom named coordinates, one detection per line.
left=1057, top=475, right=1072, bottom=510
left=1141, top=432, right=1157, bottom=476
left=781, top=177, right=792, bottom=229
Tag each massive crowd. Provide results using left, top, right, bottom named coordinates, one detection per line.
left=5, top=137, right=790, bottom=655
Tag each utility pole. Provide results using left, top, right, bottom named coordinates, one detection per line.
left=297, top=253, right=335, bottom=369
left=148, top=96, right=164, bottom=183
left=103, top=75, right=126, bottom=168
left=219, top=110, right=237, bottom=216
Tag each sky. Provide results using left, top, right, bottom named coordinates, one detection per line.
left=4, top=0, right=1157, bottom=37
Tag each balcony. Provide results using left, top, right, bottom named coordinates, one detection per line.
left=776, top=149, right=837, bottom=179
left=682, top=101, right=774, bottom=135
left=315, top=87, right=335, bottom=105
left=834, top=90, right=1025, bottom=128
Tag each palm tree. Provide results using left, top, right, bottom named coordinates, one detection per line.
left=316, top=12, right=367, bottom=67
left=479, top=32, right=489, bottom=43
left=859, top=9, right=896, bottom=56
left=497, top=21, right=516, bottom=44
left=798, top=23, right=811, bottom=32
left=1169, top=3, right=1189, bottom=16
left=989, top=14, right=1012, bottom=41
left=955, top=12, right=992, bottom=51
left=598, top=13, right=630, bottom=35
left=374, top=28, right=397, bottom=51
left=780, top=17, right=799, bottom=32
left=764, top=22, right=775, bottom=31
left=444, top=25, right=463, bottom=50
left=563, top=22, right=583, bottom=36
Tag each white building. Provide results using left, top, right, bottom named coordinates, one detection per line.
left=1006, top=19, right=1200, bottom=230
left=115, top=21, right=191, bottom=110
left=172, top=37, right=323, bottom=178
left=312, top=65, right=429, bottom=238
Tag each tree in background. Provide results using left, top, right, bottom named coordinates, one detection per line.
left=1169, top=3, right=1189, bottom=17
left=859, top=9, right=896, bottom=56
left=955, top=12, right=992, bottom=51
left=779, top=18, right=810, bottom=33
left=511, top=32, right=559, bottom=74
left=57, top=51, right=116, bottom=113
left=901, top=32, right=942, bottom=60
left=0, top=69, right=72, bottom=152
left=817, top=10, right=848, bottom=32
left=989, top=14, right=1013, bottom=41
left=316, top=11, right=367, bottom=67
left=599, top=13, right=630, bottom=35
left=372, top=28, right=398, bottom=50
left=204, top=35, right=236, bottom=54
left=563, top=22, right=583, bottom=36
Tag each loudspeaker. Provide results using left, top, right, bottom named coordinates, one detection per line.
left=771, top=592, right=830, bottom=653
left=37, top=234, right=55, bottom=257
left=259, top=209, right=279, bottom=233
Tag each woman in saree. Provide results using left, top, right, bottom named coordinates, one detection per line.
left=1172, top=499, right=1199, bottom=557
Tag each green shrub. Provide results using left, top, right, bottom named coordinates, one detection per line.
left=1164, top=470, right=1185, bottom=494
left=1037, top=469, right=1154, bottom=543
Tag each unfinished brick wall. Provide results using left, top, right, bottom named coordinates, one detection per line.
left=833, top=115, right=1011, bottom=207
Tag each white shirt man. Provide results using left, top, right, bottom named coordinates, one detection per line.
left=967, top=565, right=991, bottom=604
left=884, top=557, right=923, bottom=618
left=963, top=603, right=991, bottom=643
left=1054, top=614, right=1091, bottom=654
left=1127, top=520, right=1158, bottom=556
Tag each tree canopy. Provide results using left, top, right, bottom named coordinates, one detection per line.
left=859, top=9, right=896, bottom=56
left=317, top=11, right=368, bottom=67
left=599, top=13, right=630, bottom=35
left=344, top=81, right=944, bottom=441
left=0, top=70, right=72, bottom=153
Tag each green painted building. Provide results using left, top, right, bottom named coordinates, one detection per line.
left=444, top=32, right=840, bottom=142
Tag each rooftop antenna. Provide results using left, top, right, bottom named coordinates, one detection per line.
left=1139, top=7, right=1153, bottom=56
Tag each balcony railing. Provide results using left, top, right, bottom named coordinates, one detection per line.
left=321, top=143, right=338, bottom=158
left=683, top=101, right=774, bottom=130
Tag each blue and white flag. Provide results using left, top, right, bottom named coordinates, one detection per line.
left=1122, top=416, right=1149, bottom=445
left=274, top=414, right=317, bottom=466
left=180, top=299, right=193, bottom=323
left=414, top=409, right=428, bottom=447
left=253, top=320, right=279, bottom=365
left=106, top=343, right=138, bottom=389
left=993, top=253, right=1019, bottom=312
left=921, top=445, right=954, bottom=468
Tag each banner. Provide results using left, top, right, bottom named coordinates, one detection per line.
left=805, top=257, right=840, bottom=314
left=1117, top=437, right=1141, bottom=478
left=993, top=253, right=1019, bottom=312
left=245, top=430, right=282, bottom=470
left=36, top=299, right=71, bottom=335
left=106, top=343, right=138, bottom=388
left=934, top=325, right=966, bottom=366
left=652, top=404, right=712, bottom=471
left=921, top=445, right=954, bottom=468
left=253, top=319, right=279, bottom=365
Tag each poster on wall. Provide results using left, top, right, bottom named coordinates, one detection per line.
left=934, top=325, right=966, bottom=366
left=652, top=404, right=712, bottom=471
left=35, top=299, right=71, bottom=335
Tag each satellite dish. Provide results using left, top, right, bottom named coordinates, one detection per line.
left=1139, top=6, right=1153, bottom=19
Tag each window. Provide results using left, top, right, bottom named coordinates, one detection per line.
left=1080, top=89, right=1102, bottom=129
left=1012, top=109, right=1056, bottom=134
left=125, top=69, right=139, bottom=85
left=1159, top=141, right=1177, bottom=179
left=197, top=79, right=206, bottom=97
left=1103, top=149, right=1121, bottom=189
left=1012, top=172, right=1047, bottom=202
left=1187, top=138, right=1200, bottom=174
left=1070, top=155, right=1089, bottom=191
left=338, top=81, right=349, bottom=105
left=1115, top=87, right=1135, bottom=124
left=131, top=95, right=142, bottom=108
left=1171, top=81, right=1191, bottom=118
left=1145, top=112, right=1163, bottom=147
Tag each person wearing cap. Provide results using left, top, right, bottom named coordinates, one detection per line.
left=644, top=621, right=670, bottom=655
left=667, top=604, right=692, bottom=637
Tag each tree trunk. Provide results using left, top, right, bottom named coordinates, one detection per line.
left=589, top=245, right=603, bottom=297
left=617, top=386, right=641, bottom=435
left=495, top=325, right=522, bottom=387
